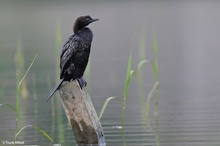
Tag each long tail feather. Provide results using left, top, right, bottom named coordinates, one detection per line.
left=46, top=78, right=65, bottom=102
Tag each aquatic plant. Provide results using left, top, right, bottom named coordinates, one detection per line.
left=14, top=53, right=53, bottom=142
left=0, top=42, right=53, bottom=142
left=98, top=29, right=160, bottom=146
left=54, top=22, right=65, bottom=144
left=99, top=96, right=121, bottom=120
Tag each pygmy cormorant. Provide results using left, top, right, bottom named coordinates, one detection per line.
left=46, top=15, right=98, bottom=101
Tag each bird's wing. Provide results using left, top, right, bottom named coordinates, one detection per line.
left=60, top=35, right=79, bottom=79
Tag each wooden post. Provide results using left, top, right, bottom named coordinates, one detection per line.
left=58, top=80, right=105, bottom=145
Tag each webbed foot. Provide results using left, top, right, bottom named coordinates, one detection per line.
left=76, top=77, right=87, bottom=89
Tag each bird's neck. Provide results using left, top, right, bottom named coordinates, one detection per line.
left=75, top=27, right=93, bottom=39
left=74, top=26, right=82, bottom=33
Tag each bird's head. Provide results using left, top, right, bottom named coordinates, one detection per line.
left=73, top=15, right=99, bottom=33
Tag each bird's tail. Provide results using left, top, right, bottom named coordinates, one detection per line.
left=46, top=78, right=65, bottom=102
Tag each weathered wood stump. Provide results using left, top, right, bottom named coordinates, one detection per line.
left=58, top=80, right=105, bottom=145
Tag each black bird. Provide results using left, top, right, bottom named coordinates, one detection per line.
left=46, top=15, right=98, bottom=101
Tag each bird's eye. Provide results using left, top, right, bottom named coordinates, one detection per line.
left=86, top=18, right=90, bottom=21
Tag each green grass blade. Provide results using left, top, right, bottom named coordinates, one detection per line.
left=99, top=96, right=116, bottom=120
left=16, top=54, right=37, bottom=120
left=15, top=125, right=30, bottom=138
left=122, top=47, right=136, bottom=146
left=136, top=59, right=149, bottom=110
left=0, top=103, right=16, bottom=112
left=123, top=50, right=132, bottom=100
left=138, top=59, right=148, bottom=74
left=34, top=126, right=54, bottom=142
left=17, top=54, right=38, bottom=90
left=152, top=30, right=159, bottom=81
left=145, top=81, right=159, bottom=131
left=153, top=33, right=158, bottom=58
left=151, top=62, right=158, bottom=81
left=130, top=70, right=136, bottom=78
left=15, top=125, right=53, bottom=142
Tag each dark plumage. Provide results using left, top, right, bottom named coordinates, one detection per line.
left=46, top=15, right=98, bottom=101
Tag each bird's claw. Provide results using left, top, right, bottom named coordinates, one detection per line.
left=77, top=77, right=87, bottom=89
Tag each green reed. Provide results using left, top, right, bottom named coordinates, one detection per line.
left=152, top=30, right=160, bottom=146
left=15, top=53, right=37, bottom=134
left=32, top=75, right=39, bottom=142
left=0, top=38, right=53, bottom=143
left=54, top=22, right=65, bottom=144
left=137, top=29, right=160, bottom=145
left=137, top=59, right=148, bottom=110
left=15, top=37, right=29, bottom=100
left=14, top=54, right=53, bottom=142
left=99, top=96, right=118, bottom=120
left=122, top=47, right=136, bottom=146
left=98, top=29, right=160, bottom=146
left=98, top=47, right=136, bottom=146
left=143, top=29, right=160, bottom=146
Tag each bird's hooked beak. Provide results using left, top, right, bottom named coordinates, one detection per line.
left=89, top=18, right=99, bottom=23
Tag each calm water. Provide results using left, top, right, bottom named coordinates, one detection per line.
left=1, top=1, right=220, bottom=146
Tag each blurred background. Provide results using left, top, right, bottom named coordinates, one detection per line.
left=1, top=0, right=220, bottom=146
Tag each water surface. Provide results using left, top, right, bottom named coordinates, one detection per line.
left=1, top=1, right=220, bottom=146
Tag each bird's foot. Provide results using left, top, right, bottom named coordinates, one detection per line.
left=76, top=77, right=87, bottom=89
